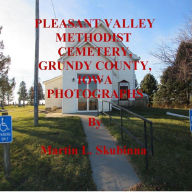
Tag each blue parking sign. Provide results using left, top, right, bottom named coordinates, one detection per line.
left=0, top=116, right=12, bottom=143
left=190, top=109, right=192, bottom=133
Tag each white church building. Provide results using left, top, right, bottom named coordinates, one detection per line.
left=44, top=20, right=142, bottom=113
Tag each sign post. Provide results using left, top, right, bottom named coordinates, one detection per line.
left=0, top=113, right=12, bottom=178
left=190, top=109, right=192, bottom=133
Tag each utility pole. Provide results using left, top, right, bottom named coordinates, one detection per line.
left=34, top=0, right=39, bottom=126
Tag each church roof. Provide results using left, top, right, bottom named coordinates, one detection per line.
left=58, top=41, right=115, bottom=63
left=59, top=20, right=140, bottom=61
left=66, top=20, right=91, bottom=28
left=43, top=75, right=62, bottom=84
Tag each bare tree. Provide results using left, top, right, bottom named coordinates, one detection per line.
left=152, top=16, right=192, bottom=106
left=152, top=16, right=192, bottom=66
left=176, top=18, right=192, bottom=43
left=152, top=42, right=176, bottom=65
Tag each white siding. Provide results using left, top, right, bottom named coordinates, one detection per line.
left=44, top=22, right=138, bottom=112
left=44, top=76, right=62, bottom=109
left=62, top=44, right=113, bottom=113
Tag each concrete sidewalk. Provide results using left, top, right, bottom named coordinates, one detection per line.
left=46, top=113, right=140, bottom=190
left=80, top=115, right=140, bottom=191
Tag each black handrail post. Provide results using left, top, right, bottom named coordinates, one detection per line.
left=102, top=100, right=103, bottom=116
left=120, top=109, right=123, bottom=143
left=144, top=121, right=148, bottom=169
left=109, top=102, right=111, bottom=127
left=150, top=122, right=154, bottom=156
left=97, top=100, right=99, bottom=116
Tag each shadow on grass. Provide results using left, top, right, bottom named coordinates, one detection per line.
left=13, top=117, right=86, bottom=148
left=128, top=107, right=190, bottom=120
left=101, top=108, right=192, bottom=190
left=0, top=116, right=96, bottom=191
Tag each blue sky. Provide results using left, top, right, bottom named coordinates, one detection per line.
left=0, top=0, right=191, bottom=102
left=42, top=0, right=192, bottom=81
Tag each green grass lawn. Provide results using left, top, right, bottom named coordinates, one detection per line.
left=100, top=107, right=192, bottom=190
left=0, top=106, right=96, bottom=190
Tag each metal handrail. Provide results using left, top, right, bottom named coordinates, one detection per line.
left=102, top=100, right=152, bottom=123
left=100, top=100, right=154, bottom=169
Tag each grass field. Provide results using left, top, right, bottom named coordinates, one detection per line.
left=100, top=107, right=192, bottom=190
left=0, top=106, right=96, bottom=190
